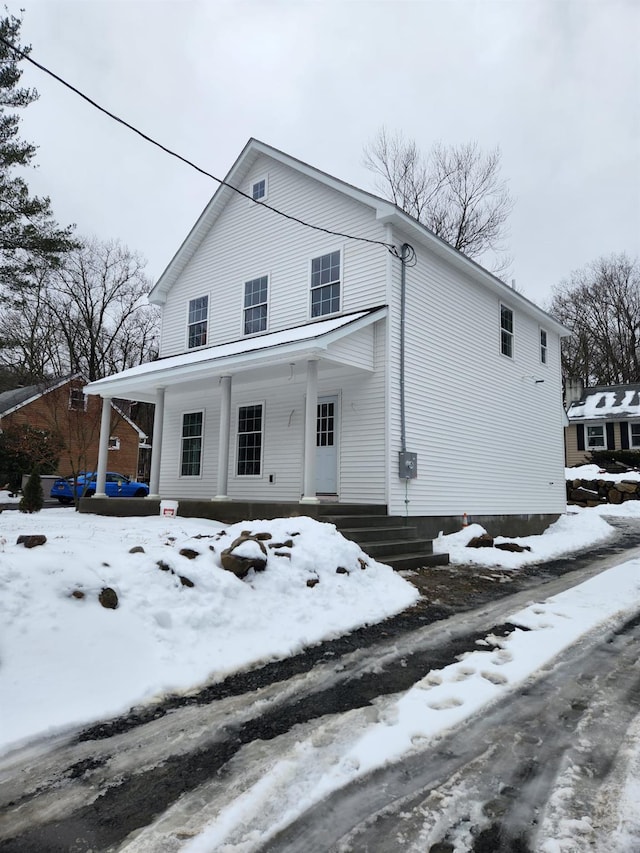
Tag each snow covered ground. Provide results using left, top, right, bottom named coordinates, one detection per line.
left=3, top=465, right=640, bottom=850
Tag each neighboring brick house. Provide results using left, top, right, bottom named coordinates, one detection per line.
left=0, top=374, right=147, bottom=479
left=565, top=378, right=640, bottom=466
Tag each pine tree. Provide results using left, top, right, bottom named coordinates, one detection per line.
left=0, top=13, right=74, bottom=291
left=19, top=463, right=44, bottom=513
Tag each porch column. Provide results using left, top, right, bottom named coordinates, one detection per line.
left=94, top=396, right=112, bottom=497
left=147, top=387, right=165, bottom=498
left=300, top=358, right=320, bottom=504
left=213, top=375, right=232, bottom=500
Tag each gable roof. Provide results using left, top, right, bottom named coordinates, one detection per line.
left=0, top=374, right=147, bottom=439
left=148, top=138, right=568, bottom=338
left=0, top=374, right=80, bottom=417
left=566, top=383, right=640, bottom=421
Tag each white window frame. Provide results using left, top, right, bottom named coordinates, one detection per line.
left=630, top=423, right=640, bottom=448
left=250, top=175, right=268, bottom=202
left=68, top=388, right=88, bottom=411
left=180, top=410, right=204, bottom=478
left=540, top=328, right=548, bottom=365
left=235, top=401, right=264, bottom=478
left=108, top=436, right=120, bottom=451
left=242, top=274, right=269, bottom=336
left=310, top=249, right=342, bottom=318
left=586, top=424, right=605, bottom=450
left=500, top=303, right=514, bottom=359
left=187, top=295, right=209, bottom=350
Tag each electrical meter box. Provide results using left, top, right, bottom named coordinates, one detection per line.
left=398, top=451, right=418, bottom=479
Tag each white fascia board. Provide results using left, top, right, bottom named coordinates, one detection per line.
left=85, top=308, right=386, bottom=399
left=378, top=210, right=570, bottom=338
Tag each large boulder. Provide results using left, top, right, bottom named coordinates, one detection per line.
left=221, top=533, right=268, bottom=579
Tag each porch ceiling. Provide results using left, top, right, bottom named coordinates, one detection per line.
left=85, top=307, right=387, bottom=403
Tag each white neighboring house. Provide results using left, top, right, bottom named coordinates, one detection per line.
left=85, top=139, right=569, bottom=534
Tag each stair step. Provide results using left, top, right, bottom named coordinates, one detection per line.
left=317, top=504, right=387, bottom=517
left=322, top=514, right=412, bottom=529
left=339, top=526, right=418, bottom=544
left=363, top=539, right=434, bottom=558
left=382, top=552, right=450, bottom=571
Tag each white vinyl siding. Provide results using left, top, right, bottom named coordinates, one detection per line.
left=386, top=233, right=566, bottom=517
left=157, top=155, right=387, bottom=357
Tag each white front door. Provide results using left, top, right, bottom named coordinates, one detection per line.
left=315, top=395, right=338, bottom=494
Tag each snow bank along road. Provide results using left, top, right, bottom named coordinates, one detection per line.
left=2, top=521, right=640, bottom=853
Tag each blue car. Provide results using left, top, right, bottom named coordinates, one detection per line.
left=50, top=472, right=150, bottom=504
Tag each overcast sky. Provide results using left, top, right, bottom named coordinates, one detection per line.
left=12, top=0, right=640, bottom=309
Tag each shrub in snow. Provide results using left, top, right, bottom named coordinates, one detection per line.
left=19, top=465, right=43, bottom=514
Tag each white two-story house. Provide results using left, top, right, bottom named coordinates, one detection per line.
left=85, top=138, right=569, bottom=536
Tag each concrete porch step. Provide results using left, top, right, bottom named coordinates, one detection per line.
left=382, top=551, right=450, bottom=571
left=337, top=525, right=419, bottom=544
left=362, top=538, right=436, bottom=558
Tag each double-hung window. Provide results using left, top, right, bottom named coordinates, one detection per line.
left=540, top=329, right=547, bottom=364
left=188, top=296, right=208, bottom=349
left=69, top=388, right=87, bottom=411
left=244, top=275, right=268, bottom=335
left=311, top=251, right=341, bottom=317
left=237, top=404, right=263, bottom=476
left=181, top=412, right=203, bottom=476
left=586, top=425, right=605, bottom=450
left=631, top=424, right=640, bottom=448
left=500, top=304, right=514, bottom=358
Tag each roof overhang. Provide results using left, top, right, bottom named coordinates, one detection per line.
left=85, top=307, right=387, bottom=403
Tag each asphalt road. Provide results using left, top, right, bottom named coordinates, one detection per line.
left=2, top=520, right=640, bottom=852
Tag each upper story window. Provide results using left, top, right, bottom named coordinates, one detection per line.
left=237, top=404, right=263, bottom=476
left=69, top=388, right=87, bottom=411
left=181, top=411, right=203, bottom=476
left=540, top=328, right=548, bottom=364
left=108, top=436, right=120, bottom=451
left=251, top=176, right=268, bottom=201
left=188, top=295, right=208, bottom=349
left=244, top=275, right=268, bottom=335
left=500, top=304, right=513, bottom=358
left=311, top=250, right=341, bottom=317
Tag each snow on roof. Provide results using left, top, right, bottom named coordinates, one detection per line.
left=567, top=384, right=640, bottom=421
left=85, top=308, right=383, bottom=394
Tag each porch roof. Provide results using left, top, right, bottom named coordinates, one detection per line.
left=85, top=306, right=387, bottom=402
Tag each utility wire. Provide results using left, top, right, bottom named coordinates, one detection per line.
left=0, top=35, right=400, bottom=254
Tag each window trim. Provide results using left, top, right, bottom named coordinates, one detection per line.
left=68, top=388, right=88, bottom=411
left=630, top=423, right=640, bottom=449
left=235, top=401, right=264, bottom=478
left=309, top=248, right=342, bottom=319
left=180, top=410, right=204, bottom=478
left=186, top=295, right=209, bottom=350
left=242, top=273, right=270, bottom=336
left=539, top=327, right=548, bottom=365
left=250, top=174, right=268, bottom=202
left=108, top=436, right=120, bottom=451
left=586, top=423, right=605, bottom=451
left=500, top=303, right=514, bottom=359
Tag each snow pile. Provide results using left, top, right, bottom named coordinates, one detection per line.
left=0, top=511, right=418, bottom=753
left=433, top=510, right=617, bottom=569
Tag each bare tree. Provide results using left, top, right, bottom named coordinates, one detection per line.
left=549, top=253, right=640, bottom=386
left=0, top=237, right=159, bottom=383
left=363, top=128, right=514, bottom=271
